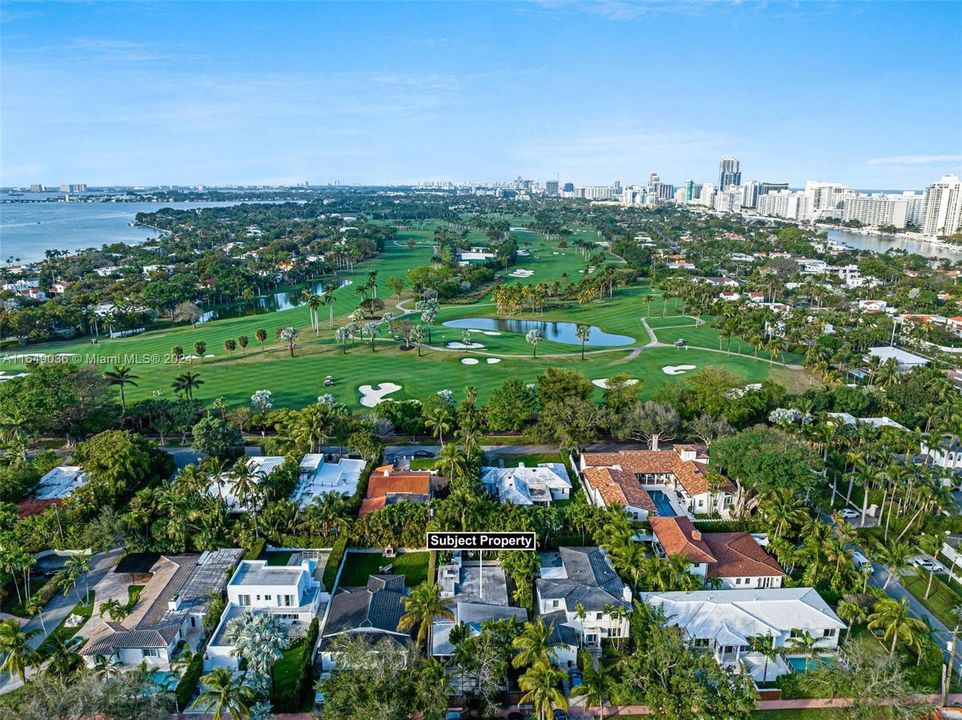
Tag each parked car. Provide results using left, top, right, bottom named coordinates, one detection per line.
left=852, top=550, right=872, bottom=569
left=910, top=556, right=944, bottom=573
left=413, top=450, right=435, bottom=458
left=568, top=669, right=582, bottom=689
left=838, top=508, right=860, bottom=520
left=553, top=712, right=569, bottom=720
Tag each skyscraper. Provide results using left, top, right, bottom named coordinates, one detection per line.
left=718, top=156, right=741, bottom=190
left=922, top=174, right=962, bottom=238
left=685, top=179, right=694, bottom=203
left=545, top=180, right=559, bottom=196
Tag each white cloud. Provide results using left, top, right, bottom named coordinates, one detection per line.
left=867, top=154, right=962, bottom=166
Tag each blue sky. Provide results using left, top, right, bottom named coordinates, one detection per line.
left=2, top=1, right=961, bottom=190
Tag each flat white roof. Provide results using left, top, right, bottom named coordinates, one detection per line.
left=207, top=456, right=285, bottom=512
left=291, top=456, right=366, bottom=507
left=868, top=346, right=929, bottom=366
left=36, top=465, right=87, bottom=500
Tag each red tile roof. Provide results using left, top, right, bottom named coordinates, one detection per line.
left=581, top=448, right=733, bottom=497
left=582, top=467, right=656, bottom=513
left=359, top=466, right=432, bottom=517
left=650, top=516, right=783, bottom=578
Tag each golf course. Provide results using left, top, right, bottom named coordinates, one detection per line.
left=0, top=228, right=812, bottom=409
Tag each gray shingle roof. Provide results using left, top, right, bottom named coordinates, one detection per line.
left=536, top=547, right=630, bottom=612
left=322, top=574, right=408, bottom=639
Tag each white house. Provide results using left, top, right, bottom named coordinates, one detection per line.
left=867, top=346, right=930, bottom=371
left=535, top=547, right=632, bottom=667
left=292, top=454, right=366, bottom=506
left=642, top=588, right=844, bottom=682
left=480, top=462, right=572, bottom=506
left=35, top=465, right=88, bottom=500
left=826, top=413, right=908, bottom=432
left=207, top=456, right=286, bottom=512
left=205, top=558, right=323, bottom=670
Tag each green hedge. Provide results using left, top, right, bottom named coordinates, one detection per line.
left=323, top=537, right=348, bottom=590
left=692, top=519, right=763, bottom=533
left=267, top=534, right=341, bottom=550
left=175, top=652, right=204, bottom=710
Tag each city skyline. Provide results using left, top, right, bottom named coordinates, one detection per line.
left=2, top=1, right=961, bottom=188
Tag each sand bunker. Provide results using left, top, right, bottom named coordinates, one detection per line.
left=508, top=269, right=534, bottom=278
left=592, top=378, right=639, bottom=389
left=480, top=330, right=502, bottom=336
left=461, top=358, right=479, bottom=365
left=358, top=383, right=402, bottom=407
left=662, top=365, right=696, bottom=375
left=447, top=341, right=485, bottom=349
left=486, top=358, right=501, bottom=364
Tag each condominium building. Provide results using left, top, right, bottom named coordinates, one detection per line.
left=718, top=156, right=741, bottom=191
left=842, top=195, right=910, bottom=228
left=757, top=190, right=813, bottom=222
left=922, top=174, right=962, bottom=238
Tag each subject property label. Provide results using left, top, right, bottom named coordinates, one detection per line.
left=426, top=531, right=537, bottom=551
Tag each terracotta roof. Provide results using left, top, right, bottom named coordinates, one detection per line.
left=581, top=448, right=733, bottom=497
left=650, top=516, right=783, bottom=579
left=359, top=467, right=431, bottom=516
left=650, top=516, right=716, bottom=564
left=582, top=467, right=656, bottom=513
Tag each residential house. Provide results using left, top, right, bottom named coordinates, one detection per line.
left=866, top=346, right=930, bottom=371
left=359, top=464, right=433, bottom=516
left=432, top=552, right=527, bottom=657
left=35, top=465, right=88, bottom=500
left=826, top=412, right=907, bottom=432
left=293, top=454, right=366, bottom=507
left=642, top=588, right=844, bottom=682
left=480, top=462, right=572, bottom=506
left=80, top=549, right=243, bottom=669
left=319, top=574, right=411, bottom=670
left=648, top=516, right=784, bottom=589
left=207, top=456, right=286, bottom=512
left=205, top=557, right=324, bottom=670
left=578, top=445, right=735, bottom=518
left=535, top=547, right=632, bottom=667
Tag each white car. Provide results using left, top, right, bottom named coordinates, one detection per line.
left=838, top=509, right=860, bottom=520
left=910, top=556, right=945, bottom=573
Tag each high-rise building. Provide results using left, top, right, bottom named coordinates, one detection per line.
left=29, top=184, right=46, bottom=192
left=684, top=179, right=694, bottom=203
left=562, top=182, right=575, bottom=193
left=699, top=182, right=717, bottom=208
left=922, top=174, right=962, bottom=238
left=757, top=190, right=813, bottom=222
left=59, top=183, right=87, bottom=193
left=613, top=179, right=622, bottom=194
left=759, top=182, right=789, bottom=195
left=741, top=181, right=760, bottom=208
left=545, top=180, right=559, bottom=196
left=714, top=187, right=743, bottom=213
left=842, top=195, right=910, bottom=228
left=718, top=156, right=741, bottom=190
left=647, top=172, right=673, bottom=201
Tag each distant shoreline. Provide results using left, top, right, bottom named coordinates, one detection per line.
left=816, top=223, right=959, bottom=250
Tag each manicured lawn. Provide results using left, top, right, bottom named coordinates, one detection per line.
left=902, top=571, right=962, bottom=628
left=38, top=592, right=94, bottom=656
left=0, top=575, right=51, bottom=617
left=271, top=638, right=311, bottom=712
left=337, top=551, right=429, bottom=589
left=3, top=238, right=813, bottom=410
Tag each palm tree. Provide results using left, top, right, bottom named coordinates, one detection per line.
left=196, top=667, right=255, bottom=720
left=172, top=370, right=203, bottom=401
left=307, top=293, right=322, bottom=333
left=66, top=554, right=91, bottom=603
left=786, top=630, right=820, bottom=671
left=224, top=612, right=289, bottom=696
left=230, top=461, right=265, bottom=536
left=749, top=635, right=781, bottom=682
left=526, top=328, right=544, bottom=357
left=572, top=661, right=615, bottom=718
left=519, top=659, right=568, bottom=720
left=0, top=619, right=39, bottom=683
left=279, top=326, right=299, bottom=356
left=868, top=597, right=928, bottom=656
left=836, top=596, right=866, bottom=642
left=874, top=540, right=910, bottom=589
left=43, top=635, right=82, bottom=681
left=425, top=405, right=454, bottom=446
left=397, top=582, right=453, bottom=653
left=323, top=284, right=338, bottom=329
left=512, top=617, right=561, bottom=669
left=103, top=364, right=139, bottom=412
left=575, top=323, right=591, bottom=360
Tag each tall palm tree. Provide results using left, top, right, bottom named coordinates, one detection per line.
left=572, top=660, right=615, bottom=718
left=307, top=293, right=322, bottom=333
left=835, top=596, right=866, bottom=642
left=397, top=582, right=453, bottom=653
left=519, top=659, right=568, bottom=720
left=0, top=619, right=40, bottom=683
left=172, top=370, right=204, bottom=401
left=874, top=540, right=910, bottom=589
left=425, top=405, right=454, bottom=446
left=196, top=667, right=255, bottom=720
left=66, top=554, right=91, bottom=603
left=749, top=635, right=781, bottom=682
left=230, top=461, right=265, bottom=535
left=575, top=323, right=591, bottom=361
left=43, top=635, right=82, bottom=681
left=323, top=284, right=337, bottom=329
left=224, top=612, right=289, bottom=696
left=103, top=364, right=139, bottom=412
left=512, top=617, right=561, bottom=669
left=786, top=630, right=820, bottom=671
left=868, top=597, right=928, bottom=656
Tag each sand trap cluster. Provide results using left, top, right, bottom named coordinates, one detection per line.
left=662, top=365, right=696, bottom=375
left=461, top=358, right=480, bottom=365
left=508, top=269, right=534, bottom=278
left=0, top=372, right=28, bottom=383
left=480, top=330, right=501, bottom=336
left=447, top=341, right=485, bottom=349
left=486, top=358, right=501, bottom=364
left=591, top=378, right=639, bottom=389
left=358, top=383, right=402, bottom=407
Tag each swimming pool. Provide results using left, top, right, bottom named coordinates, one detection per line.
left=648, top=489, right=677, bottom=517
left=787, top=656, right=833, bottom=673
left=146, top=670, right=178, bottom=694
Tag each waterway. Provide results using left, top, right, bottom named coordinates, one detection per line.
left=824, top=228, right=962, bottom=261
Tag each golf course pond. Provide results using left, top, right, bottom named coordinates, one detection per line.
left=442, top=317, right=635, bottom=346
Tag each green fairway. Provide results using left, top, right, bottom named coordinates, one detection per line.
left=2, top=234, right=812, bottom=409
